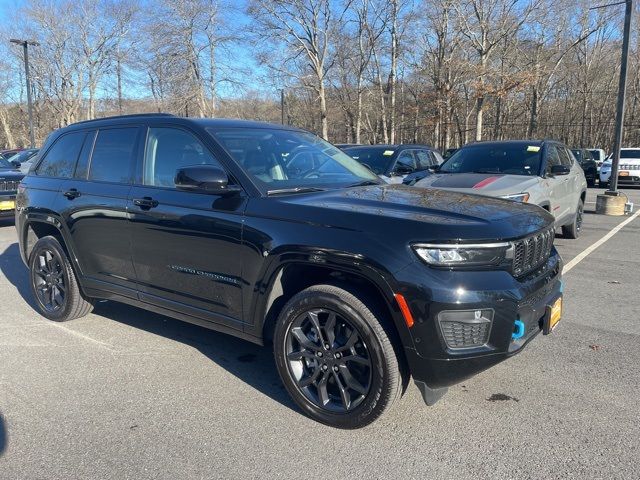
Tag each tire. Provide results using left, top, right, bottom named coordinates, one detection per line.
left=562, top=199, right=584, bottom=239
left=28, top=235, right=94, bottom=322
left=600, top=181, right=609, bottom=189
left=273, top=284, right=402, bottom=429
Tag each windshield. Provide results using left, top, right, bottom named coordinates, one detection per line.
left=440, top=143, right=542, bottom=176
left=0, top=158, right=13, bottom=169
left=9, top=150, right=37, bottom=163
left=620, top=149, right=640, bottom=159
left=208, top=128, right=378, bottom=191
left=342, top=147, right=396, bottom=175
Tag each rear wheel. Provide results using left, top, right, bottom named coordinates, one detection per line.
left=273, top=284, right=402, bottom=429
left=562, top=199, right=584, bottom=239
left=29, top=236, right=94, bottom=322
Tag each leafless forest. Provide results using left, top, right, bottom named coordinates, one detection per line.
left=1, top=0, right=639, bottom=152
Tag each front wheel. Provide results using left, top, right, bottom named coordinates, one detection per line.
left=562, top=199, right=584, bottom=239
left=29, top=235, right=94, bottom=322
left=273, top=284, right=403, bottom=429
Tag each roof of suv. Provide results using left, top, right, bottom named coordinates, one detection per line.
left=343, top=144, right=434, bottom=150
left=66, top=113, right=304, bottom=132
left=463, top=140, right=545, bottom=147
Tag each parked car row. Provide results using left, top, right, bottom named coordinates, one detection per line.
left=342, top=140, right=587, bottom=239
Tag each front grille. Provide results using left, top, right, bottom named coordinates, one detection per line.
left=619, top=164, right=640, bottom=170
left=439, top=319, right=491, bottom=348
left=512, top=228, right=554, bottom=278
left=0, top=180, right=19, bottom=193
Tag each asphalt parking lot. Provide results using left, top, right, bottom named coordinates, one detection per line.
left=1, top=187, right=639, bottom=479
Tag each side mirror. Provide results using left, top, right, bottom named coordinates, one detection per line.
left=175, top=165, right=241, bottom=195
left=550, top=164, right=570, bottom=176
left=10, top=160, right=21, bottom=168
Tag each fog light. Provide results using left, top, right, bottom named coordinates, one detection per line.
left=437, top=309, right=493, bottom=349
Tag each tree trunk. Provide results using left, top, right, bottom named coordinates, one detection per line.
left=0, top=108, right=15, bottom=148
left=528, top=85, right=539, bottom=138
left=319, top=80, right=328, bottom=140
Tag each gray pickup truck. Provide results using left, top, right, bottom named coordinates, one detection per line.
left=413, top=140, right=587, bottom=238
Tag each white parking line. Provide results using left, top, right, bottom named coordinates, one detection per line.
left=563, top=209, right=640, bottom=274
left=46, top=321, right=117, bottom=352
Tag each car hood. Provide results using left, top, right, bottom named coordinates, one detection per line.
left=266, top=184, right=553, bottom=243
left=0, top=169, right=24, bottom=180
left=414, top=172, right=539, bottom=197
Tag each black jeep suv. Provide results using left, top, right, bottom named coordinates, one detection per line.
left=16, top=114, right=563, bottom=428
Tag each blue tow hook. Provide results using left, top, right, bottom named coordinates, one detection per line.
left=512, top=320, right=525, bottom=340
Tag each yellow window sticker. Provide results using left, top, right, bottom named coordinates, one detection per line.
left=527, top=146, right=540, bottom=152
left=383, top=150, right=395, bottom=156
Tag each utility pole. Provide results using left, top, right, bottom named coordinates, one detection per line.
left=606, top=0, right=633, bottom=194
left=10, top=39, right=39, bottom=148
left=281, top=88, right=285, bottom=125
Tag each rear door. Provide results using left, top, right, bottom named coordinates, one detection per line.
left=127, top=125, right=246, bottom=330
left=544, top=145, right=569, bottom=221
left=559, top=146, right=582, bottom=219
left=58, top=126, right=142, bottom=298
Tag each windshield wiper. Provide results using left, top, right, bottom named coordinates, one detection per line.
left=346, top=180, right=382, bottom=187
left=472, top=169, right=502, bottom=174
left=266, top=187, right=326, bottom=196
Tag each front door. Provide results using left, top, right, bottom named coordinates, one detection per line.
left=128, top=126, right=246, bottom=330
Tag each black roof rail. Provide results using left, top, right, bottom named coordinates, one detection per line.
left=70, top=113, right=175, bottom=126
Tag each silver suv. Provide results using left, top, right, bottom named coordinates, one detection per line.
left=413, top=140, right=587, bottom=238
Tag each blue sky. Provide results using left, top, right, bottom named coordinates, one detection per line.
left=0, top=0, right=272, bottom=100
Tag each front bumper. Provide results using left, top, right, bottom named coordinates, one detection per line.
left=600, top=170, right=640, bottom=185
left=394, top=250, right=563, bottom=402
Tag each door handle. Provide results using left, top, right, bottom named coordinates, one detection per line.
left=63, top=188, right=81, bottom=199
left=133, top=197, right=159, bottom=209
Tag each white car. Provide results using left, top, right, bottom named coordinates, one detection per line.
left=600, top=148, right=640, bottom=188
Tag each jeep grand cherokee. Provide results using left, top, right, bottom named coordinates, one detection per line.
left=16, top=114, right=563, bottom=428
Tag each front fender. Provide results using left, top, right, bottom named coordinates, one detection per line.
left=247, top=245, right=416, bottom=350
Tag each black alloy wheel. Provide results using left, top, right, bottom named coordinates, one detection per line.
left=274, top=284, right=403, bottom=429
left=285, top=308, right=372, bottom=412
left=576, top=200, right=584, bottom=233
left=562, top=199, right=584, bottom=239
left=29, top=235, right=94, bottom=322
left=32, top=248, right=66, bottom=313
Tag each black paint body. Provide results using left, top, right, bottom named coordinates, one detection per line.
left=15, top=115, right=562, bottom=397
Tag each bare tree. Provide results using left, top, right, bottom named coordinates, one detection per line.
left=249, top=0, right=348, bottom=139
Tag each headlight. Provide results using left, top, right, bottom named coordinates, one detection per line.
left=412, top=242, right=513, bottom=267
left=500, top=192, right=530, bottom=203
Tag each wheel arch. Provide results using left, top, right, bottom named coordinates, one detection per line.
left=21, top=215, right=76, bottom=270
left=255, top=259, right=413, bottom=352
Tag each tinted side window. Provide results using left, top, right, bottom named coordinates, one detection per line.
left=431, top=150, right=445, bottom=165
left=143, top=127, right=220, bottom=187
left=415, top=150, right=433, bottom=169
left=546, top=145, right=562, bottom=174
left=88, top=128, right=138, bottom=183
left=35, top=132, right=86, bottom=178
left=559, top=147, right=573, bottom=167
left=396, top=150, right=416, bottom=171
left=74, top=130, right=97, bottom=179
